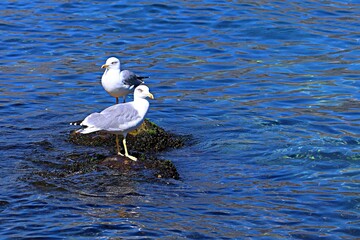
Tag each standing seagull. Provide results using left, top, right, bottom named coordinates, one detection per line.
left=101, top=57, right=147, bottom=104
left=76, top=85, right=154, bottom=161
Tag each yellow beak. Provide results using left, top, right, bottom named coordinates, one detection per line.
left=148, top=93, right=154, bottom=99
left=101, top=64, right=109, bottom=69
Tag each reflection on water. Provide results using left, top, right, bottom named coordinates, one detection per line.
left=0, top=0, right=359, bottom=239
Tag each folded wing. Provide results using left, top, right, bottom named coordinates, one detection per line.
left=78, top=103, right=142, bottom=134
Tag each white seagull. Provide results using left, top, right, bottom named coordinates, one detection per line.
left=101, top=57, right=147, bottom=104
left=76, top=85, right=154, bottom=161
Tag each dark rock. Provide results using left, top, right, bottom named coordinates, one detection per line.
left=68, top=119, right=186, bottom=154
left=25, top=120, right=186, bottom=192
left=100, top=154, right=180, bottom=180
left=65, top=119, right=186, bottom=179
left=33, top=153, right=180, bottom=181
left=54, top=120, right=186, bottom=181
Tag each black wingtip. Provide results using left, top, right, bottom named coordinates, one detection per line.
left=137, top=76, right=149, bottom=80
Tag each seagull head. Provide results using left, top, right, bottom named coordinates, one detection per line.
left=134, top=85, right=154, bottom=100
left=101, top=57, right=120, bottom=70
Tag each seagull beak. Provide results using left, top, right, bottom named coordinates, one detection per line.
left=101, top=64, right=109, bottom=69
left=148, top=93, right=154, bottom=99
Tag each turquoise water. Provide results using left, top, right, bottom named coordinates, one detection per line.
left=0, top=0, right=359, bottom=239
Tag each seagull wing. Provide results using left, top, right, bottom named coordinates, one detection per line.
left=120, top=70, right=146, bottom=89
left=79, top=103, right=142, bottom=133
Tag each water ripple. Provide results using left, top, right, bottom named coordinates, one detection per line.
left=0, top=0, right=359, bottom=239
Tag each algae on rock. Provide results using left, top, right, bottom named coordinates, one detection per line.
left=68, top=119, right=185, bottom=154
left=65, top=119, right=187, bottom=180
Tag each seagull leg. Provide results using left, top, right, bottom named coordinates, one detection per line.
left=123, top=96, right=126, bottom=103
left=122, top=137, right=137, bottom=161
left=115, top=135, right=123, bottom=156
left=116, top=97, right=119, bottom=104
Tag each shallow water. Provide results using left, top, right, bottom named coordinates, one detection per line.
left=1, top=0, right=359, bottom=239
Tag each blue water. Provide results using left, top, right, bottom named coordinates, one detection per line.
left=1, top=0, right=359, bottom=239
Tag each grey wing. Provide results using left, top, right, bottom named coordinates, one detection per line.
left=97, top=103, right=142, bottom=131
left=100, top=102, right=135, bottom=115
left=121, top=70, right=145, bottom=88
left=81, top=112, right=107, bottom=128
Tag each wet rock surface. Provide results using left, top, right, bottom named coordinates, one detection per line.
left=68, top=119, right=186, bottom=153
left=33, top=153, right=180, bottom=181
left=28, top=120, right=187, bottom=186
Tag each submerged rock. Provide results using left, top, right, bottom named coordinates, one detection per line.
left=25, top=119, right=186, bottom=193
left=64, top=119, right=187, bottom=180
left=100, top=154, right=180, bottom=180
left=34, top=153, right=180, bottom=180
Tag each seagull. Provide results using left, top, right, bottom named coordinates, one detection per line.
left=101, top=57, right=148, bottom=104
left=76, top=85, right=154, bottom=161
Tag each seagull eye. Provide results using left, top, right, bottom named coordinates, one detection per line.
left=138, top=89, right=143, bottom=93
left=111, top=61, right=117, bottom=64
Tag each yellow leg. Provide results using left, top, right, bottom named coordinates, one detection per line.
left=115, top=135, right=123, bottom=156
left=122, top=137, right=137, bottom=161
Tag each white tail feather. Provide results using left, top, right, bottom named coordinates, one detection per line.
left=76, top=127, right=101, bottom=134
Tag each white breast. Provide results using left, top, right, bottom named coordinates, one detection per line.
left=101, top=69, right=129, bottom=97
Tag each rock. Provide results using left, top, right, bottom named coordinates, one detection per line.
left=65, top=119, right=186, bottom=180
left=32, top=153, right=180, bottom=181
left=68, top=119, right=186, bottom=153
left=100, top=155, right=180, bottom=180
left=26, top=120, right=186, bottom=188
